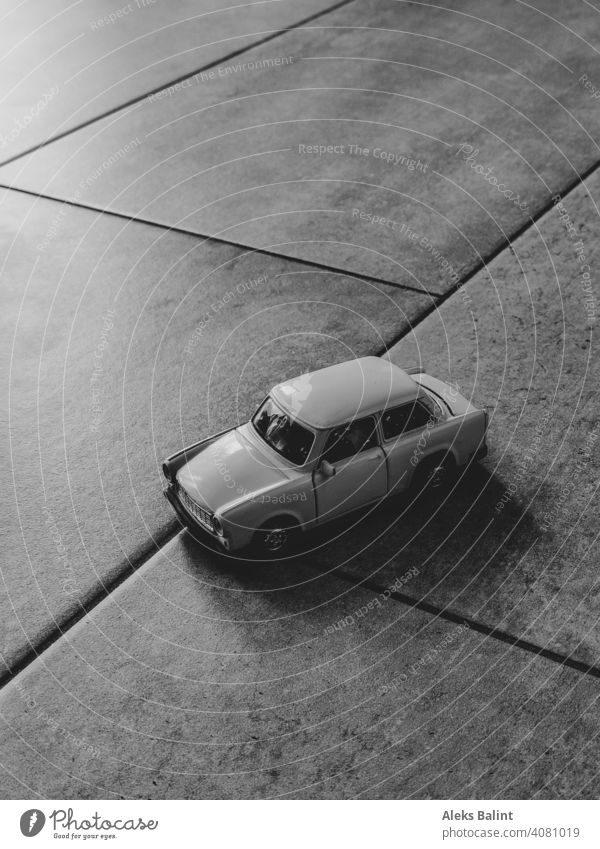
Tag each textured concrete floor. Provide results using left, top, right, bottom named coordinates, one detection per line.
left=2, top=0, right=600, bottom=799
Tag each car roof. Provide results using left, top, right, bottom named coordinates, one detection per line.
left=271, top=356, right=419, bottom=429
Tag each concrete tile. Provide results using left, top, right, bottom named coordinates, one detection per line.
left=3, top=0, right=600, bottom=288
left=1, top=533, right=599, bottom=799
left=1, top=187, right=430, bottom=672
left=308, top=168, right=600, bottom=666
left=0, top=0, right=342, bottom=163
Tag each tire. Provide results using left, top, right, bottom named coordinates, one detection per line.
left=412, top=453, right=455, bottom=497
left=253, top=518, right=300, bottom=558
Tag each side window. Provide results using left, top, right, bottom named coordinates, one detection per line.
left=382, top=400, right=433, bottom=440
left=381, top=406, right=411, bottom=440
left=323, top=416, right=378, bottom=464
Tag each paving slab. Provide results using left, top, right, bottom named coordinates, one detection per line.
left=0, top=0, right=341, bottom=163
left=2, top=0, right=600, bottom=289
left=1, top=532, right=600, bottom=799
left=1, top=186, right=430, bottom=674
left=304, top=167, right=600, bottom=667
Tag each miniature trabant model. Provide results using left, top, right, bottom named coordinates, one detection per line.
left=163, top=357, right=488, bottom=555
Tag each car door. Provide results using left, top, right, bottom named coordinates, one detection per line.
left=382, top=395, right=454, bottom=492
left=313, top=416, right=387, bottom=522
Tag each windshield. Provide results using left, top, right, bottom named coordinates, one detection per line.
left=252, top=396, right=315, bottom=465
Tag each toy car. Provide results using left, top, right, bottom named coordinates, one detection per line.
left=162, top=356, right=488, bottom=555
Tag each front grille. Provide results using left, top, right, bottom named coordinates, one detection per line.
left=177, top=484, right=214, bottom=532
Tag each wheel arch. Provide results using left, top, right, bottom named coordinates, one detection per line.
left=259, top=512, right=303, bottom=532
left=410, top=448, right=457, bottom=486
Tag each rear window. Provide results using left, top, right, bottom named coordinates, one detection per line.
left=418, top=391, right=444, bottom=420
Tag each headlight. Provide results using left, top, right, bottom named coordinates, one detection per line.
left=213, top=516, right=224, bottom=536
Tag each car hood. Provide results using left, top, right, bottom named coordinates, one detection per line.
left=176, top=425, right=290, bottom=512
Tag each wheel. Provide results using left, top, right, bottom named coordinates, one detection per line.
left=253, top=518, right=299, bottom=558
left=412, top=454, right=455, bottom=496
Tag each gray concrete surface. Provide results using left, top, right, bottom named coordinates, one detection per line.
left=2, top=0, right=600, bottom=800
left=0, top=0, right=340, bottom=162
left=2, top=0, right=599, bottom=289
left=314, top=170, right=600, bottom=666
left=2, top=533, right=600, bottom=799
left=1, top=187, right=429, bottom=672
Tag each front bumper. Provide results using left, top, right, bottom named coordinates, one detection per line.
left=164, top=484, right=230, bottom=550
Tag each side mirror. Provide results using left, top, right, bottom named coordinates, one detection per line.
left=320, top=459, right=336, bottom=478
